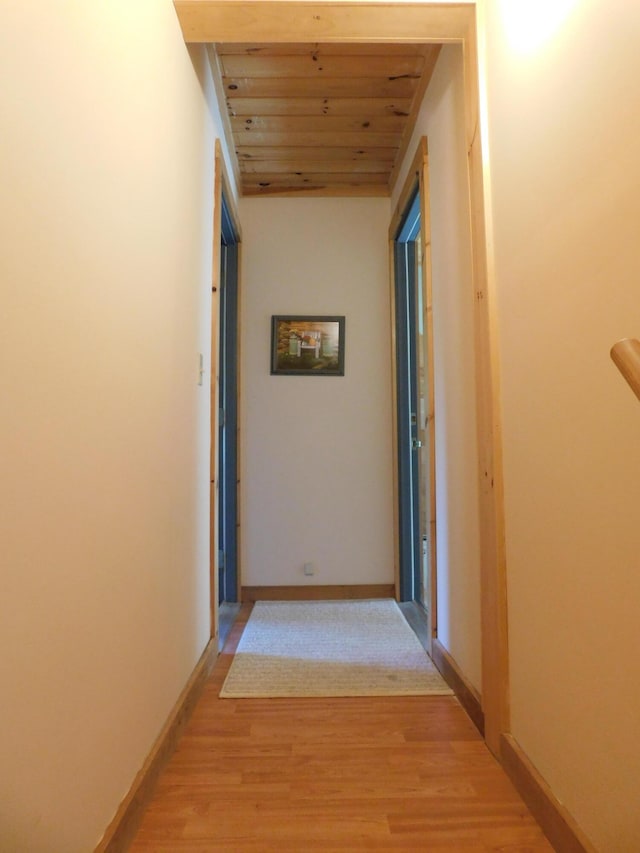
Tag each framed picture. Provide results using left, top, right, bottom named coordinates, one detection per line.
left=271, top=315, right=345, bottom=376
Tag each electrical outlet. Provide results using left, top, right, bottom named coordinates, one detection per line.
left=303, top=562, right=314, bottom=577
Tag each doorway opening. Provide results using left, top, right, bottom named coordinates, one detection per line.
left=391, top=139, right=436, bottom=653
left=218, top=191, right=240, bottom=608
left=210, top=142, right=243, bottom=651
left=186, top=1, right=509, bottom=754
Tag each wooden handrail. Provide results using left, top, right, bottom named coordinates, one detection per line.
left=611, top=338, right=640, bottom=402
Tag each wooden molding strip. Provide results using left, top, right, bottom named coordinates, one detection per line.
left=462, top=12, right=510, bottom=757
left=500, top=734, right=599, bottom=853
left=431, top=638, right=484, bottom=736
left=242, top=584, right=395, bottom=602
left=94, top=639, right=217, bottom=852
left=611, top=338, right=640, bottom=402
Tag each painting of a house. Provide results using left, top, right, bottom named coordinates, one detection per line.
left=271, top=316, right=345, bottom=375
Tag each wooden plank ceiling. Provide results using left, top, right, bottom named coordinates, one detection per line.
left=216, top=43, right=441, bottom=197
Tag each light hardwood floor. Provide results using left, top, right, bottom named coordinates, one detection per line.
left=130, top=604, right=553, bottom=852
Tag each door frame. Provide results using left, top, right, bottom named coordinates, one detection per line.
left=178, top=1, right=509, bottom=758
left=210, top=140, right=242, bottom=643
left=218, top=190, right=240, bottom=606
left=390, top=139, right=437, bottom=650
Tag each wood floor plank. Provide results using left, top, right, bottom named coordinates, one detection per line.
left=129, top=603, right=553, bottom=852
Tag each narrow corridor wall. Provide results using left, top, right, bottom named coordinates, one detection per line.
left=0, top=3, right=232, bottom=850
left=480, top=1, right=640, bottom=849
left=392, top=46, right=483, bottom=694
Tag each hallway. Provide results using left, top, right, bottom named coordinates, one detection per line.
left=130, top=605, right=552, bottom=852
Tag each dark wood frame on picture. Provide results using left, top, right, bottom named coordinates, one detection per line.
left=271, top=315, right=345, bottom=376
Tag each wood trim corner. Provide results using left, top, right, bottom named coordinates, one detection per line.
left=500, top=734, right=599, bottom=853
left=94, top=639, right=217, bottom=852
left=431, top=638, right=484, bottom=736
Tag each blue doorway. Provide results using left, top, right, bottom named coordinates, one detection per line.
left=218, top=192, right=240, bottom=605
left=394, top=188, right=422, bottom=602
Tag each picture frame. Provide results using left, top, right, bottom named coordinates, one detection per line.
left=271, top=315, right=345, bottom=376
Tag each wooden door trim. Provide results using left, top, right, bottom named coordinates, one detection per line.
left=461, top=13, right=510, bottom=754
left=419, top=142, right=438, bottom=648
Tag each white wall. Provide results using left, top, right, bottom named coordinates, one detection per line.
left=392, top=46, right=482, bottom=692
left=0, top=3, right=232, bottom=850
left=480, top=1, right=640, bottom=849
left=239, top=197, right=395, bottom=588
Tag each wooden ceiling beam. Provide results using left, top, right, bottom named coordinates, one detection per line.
left=174, top=2, right=471, bottom=44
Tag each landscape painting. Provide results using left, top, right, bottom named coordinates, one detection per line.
left=271, top=315, right=345, bottom=376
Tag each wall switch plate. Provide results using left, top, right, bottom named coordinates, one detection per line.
left=303, top=562, right=314, bottom=576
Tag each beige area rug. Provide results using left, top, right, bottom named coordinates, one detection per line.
left=220, top=599, right=453, bottom=698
